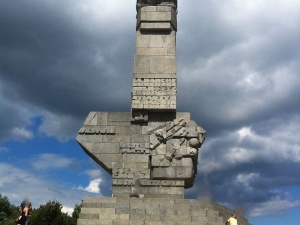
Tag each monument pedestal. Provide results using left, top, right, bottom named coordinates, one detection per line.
left=78, top=197, right=251, bottom=225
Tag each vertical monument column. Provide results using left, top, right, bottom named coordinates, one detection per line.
left=132, top=6, right=177, bottom=113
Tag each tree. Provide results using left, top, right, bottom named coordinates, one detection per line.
left=30, top=200, right=74, bottom=225
left=0, top=194, right=19, bottom=225
left=71, top=202, right=82, bottom=223
left=0, top=194, right=82, bottom=225
left=0, top=194, right=11, bottom=221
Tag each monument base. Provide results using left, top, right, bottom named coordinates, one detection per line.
left=78, top=197, right=251, bottom=225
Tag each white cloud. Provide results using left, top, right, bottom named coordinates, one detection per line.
left=38, top=111, right=81, bottom=142
left=85, top=169, right=102, bottom=179
left=0, top=83, right=37, bottom=142
left=79, top=178, right=102, bottom=194
left=11, top=127, right=34, bottom=140
left=62, top=206, right=75, bottom=215
left=200, top=115, right=300, bottom=174
left=31, top=154, right=76, bottom=170
left=236, top=173, right=259, bottom=190
left=238, top=127, right=253, bottom=138
left=249, top=196, right=300, bottom=217
left=0, top=163, right=99, bottom=210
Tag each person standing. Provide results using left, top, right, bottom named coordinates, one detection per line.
left=16, top=200, right=31, bottom=225
left=225, top=214, right=238, bottom=225
left=24, top=201, right=31, bottom=225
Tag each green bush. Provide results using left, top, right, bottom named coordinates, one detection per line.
left=0, top=194, right=82, bottom=225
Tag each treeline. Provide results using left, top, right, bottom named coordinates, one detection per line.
left=0, top=194, right=81, bottom=225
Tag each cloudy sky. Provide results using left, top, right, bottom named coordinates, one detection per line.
left=0, top=0, right=300, bottom=224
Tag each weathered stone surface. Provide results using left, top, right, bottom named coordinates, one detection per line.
left=136, top=33, right=150, bottom=48
left=109, top=121, right=131, bottom=126
left=130, top=134, right=150, bottom=143
left=131, top=78, right=177, bottom=111
left=112, top=162, right=149, bottom=169
left=123, top=154, right=149, bottom=163
left=79, top=213, right=99, bottom=219
left=108, top=113, right=132, bottom=122
left=137, top=6, right=177, bottom=30
left=134, top=55, right=151, bottom=73
left=77, top=219, right=112, bottom=225
left=136, top=47, right=175, bottom=56
left=137, top=1, right=177, bottom=12
left=80, top=142, right=120, bottom=154
left=140, top=11, right=172, bottom=21
left=140, top=22, right=174, bottom=31
left=116, top=125, right=142, bottom=134
left=102, top=134, right=131, bottom=143
left=134, top=73, right=176, bottom=79
left=150, top=56, right=176, bottom=74
left=84, top=112, right=99, bottom=125
left=112, top=168, right=150, bottom=179
left=77, top=113, right=205, bottom=188
left=133, top=7, right=177, bottom=112
left=94, top=154, right=123, bottom=163
left=79, top=126, right=116, bottom=135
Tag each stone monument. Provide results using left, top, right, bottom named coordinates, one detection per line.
left=76, top=1, right=252, bottom=225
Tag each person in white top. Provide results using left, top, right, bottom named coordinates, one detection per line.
left=225, top=214, right=238, bottom=225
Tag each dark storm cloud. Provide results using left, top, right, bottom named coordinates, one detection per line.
left=0, top=0, right=137, bottom=140
left=176, top=1, right=300, bottom=216
left=0, top=0, right=135, bottom=115
left=1, top=0, right=300, bottom=217
left=177, top=1, right=300, bottom=136
left=195, top=160, right=300, bottom=216
left=193, top=115, right=300, bottom=216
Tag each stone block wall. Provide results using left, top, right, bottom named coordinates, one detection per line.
left=132, top=6, right=177, bottom=112
left=77, top=197, right=239, bottom=225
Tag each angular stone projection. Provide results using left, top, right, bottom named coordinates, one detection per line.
left=77, top=111, right=205, bottom=198
left=76, top=1, right=252, bottom=225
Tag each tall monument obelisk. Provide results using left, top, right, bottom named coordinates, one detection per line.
left=77, top=0, right=205, bottom=198
left=76, top=1, right=252, bottom=225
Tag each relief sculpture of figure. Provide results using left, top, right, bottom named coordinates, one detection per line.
left=137, top=0, right=177, bottom=11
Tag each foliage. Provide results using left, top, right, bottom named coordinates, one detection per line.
left=0, top=194, right=82, bottom=225
left=71, top=203, right=82, bottom=222
left=30, top=200, right=67, bottom=225
left=0, top=194, right=19, bottom=225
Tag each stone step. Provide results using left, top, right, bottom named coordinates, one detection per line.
left=81, top=206, right=221, bottom=218
left=100, top=214, right=130, bottom=220
left=78, top=219, right=223, bottom=225
left=207, top=210, right=220, bottom=217
left=114, top=220, right=144, bottom=225
left=81, top=207, right=116, bottom=214
left=79, top=213, right=99, bottom=219
left=191, top=216, right=223, bottom=223
left=78, top=198, right=251, bottom=225
left=84, top=197, right=117, bottom=203
left=115, top=208, right=137, bottom=214
left=77, top=219, right=113, bottom=225
left=79, top=210, right=223, bottom=223
left=82, top=197, right=209, bottom=208
left=113, top=220, right=213, bottom=225
left=82, top=198, right=218, bottom=209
